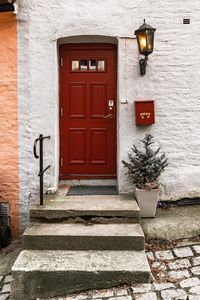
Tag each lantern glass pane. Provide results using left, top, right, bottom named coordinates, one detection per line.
left=146, top=30, right=154, bottom=53
left=138, top=31, right=147, bottom=54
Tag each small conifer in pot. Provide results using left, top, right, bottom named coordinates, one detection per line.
left=122, top=134, right=168, bottom=217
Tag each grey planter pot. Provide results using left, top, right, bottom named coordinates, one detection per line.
left=135, top=188, right=159, bottom=218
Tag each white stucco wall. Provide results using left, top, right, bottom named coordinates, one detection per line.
left=17, top=0, right=200, bottom=230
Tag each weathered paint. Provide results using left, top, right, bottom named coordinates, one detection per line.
left=0, top=12, right=19, bottom=236
left=16, top=0, right=200, bottom=231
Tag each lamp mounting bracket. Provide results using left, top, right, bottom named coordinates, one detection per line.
left=139, top=56, right=148, bottom=76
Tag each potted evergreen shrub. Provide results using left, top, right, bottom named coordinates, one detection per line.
left=122, top=134, right=168, bottom=217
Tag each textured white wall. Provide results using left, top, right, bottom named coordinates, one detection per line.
left=17, top=0, right=200, bottom=230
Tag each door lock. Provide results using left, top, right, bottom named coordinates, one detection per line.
left=108, top=100, right=114, bottom=107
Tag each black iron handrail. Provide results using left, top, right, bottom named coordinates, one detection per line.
left=33, top=134, right=51, bottom=206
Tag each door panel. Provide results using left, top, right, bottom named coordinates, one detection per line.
left=89, top=129, right=107, bottom=164
left=69, top=129, right=87, bottom=164
left=60, top=44, right=117, bottom=179
left=69, top=84, right=86, bottom=118
left=90, top=83, right=107, bottom=117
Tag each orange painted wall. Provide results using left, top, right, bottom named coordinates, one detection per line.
left=0, top=13, right=19, bottom=237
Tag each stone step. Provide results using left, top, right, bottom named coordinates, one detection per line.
left=30, top=194, right=140, bottom=224
left=23, top=223, right=144, bottom=250
left=11, top=250, right=151, bottom=300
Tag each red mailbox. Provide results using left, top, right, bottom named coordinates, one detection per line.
left=135, top=100, right=155, bottom=125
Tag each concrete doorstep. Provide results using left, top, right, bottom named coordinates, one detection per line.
left=23, top=223, right=144, bottom=251
left=10, top=250, right=150, bottom=300
left=30, top=194, right=140, bottom=223
left=10, top=195, right=151, bottom=300
left=11, top=197, right=200, bottom=299
left=2, top=241, right=200, bottom=300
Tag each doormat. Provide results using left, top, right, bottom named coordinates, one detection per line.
left=66, top=186, right=118, bottom=196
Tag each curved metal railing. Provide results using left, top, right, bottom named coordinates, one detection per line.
left=33, top=134, right=51, bottom=206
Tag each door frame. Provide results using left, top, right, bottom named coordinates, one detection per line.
left=59, top=43, right=118, bottom=180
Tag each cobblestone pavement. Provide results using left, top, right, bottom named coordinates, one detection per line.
left=1, top=244, right=200, bottom=300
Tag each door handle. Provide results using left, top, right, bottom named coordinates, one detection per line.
left=103, top=114, right=113, bottom=119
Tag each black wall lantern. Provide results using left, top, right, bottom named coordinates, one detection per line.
left=135, top=20, right=156, bottom=76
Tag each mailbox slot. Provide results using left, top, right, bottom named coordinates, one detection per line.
left=135, top=100, right=155, bottom=125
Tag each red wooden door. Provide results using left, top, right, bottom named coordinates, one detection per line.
left=60, top=44, right=117, bottom=179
